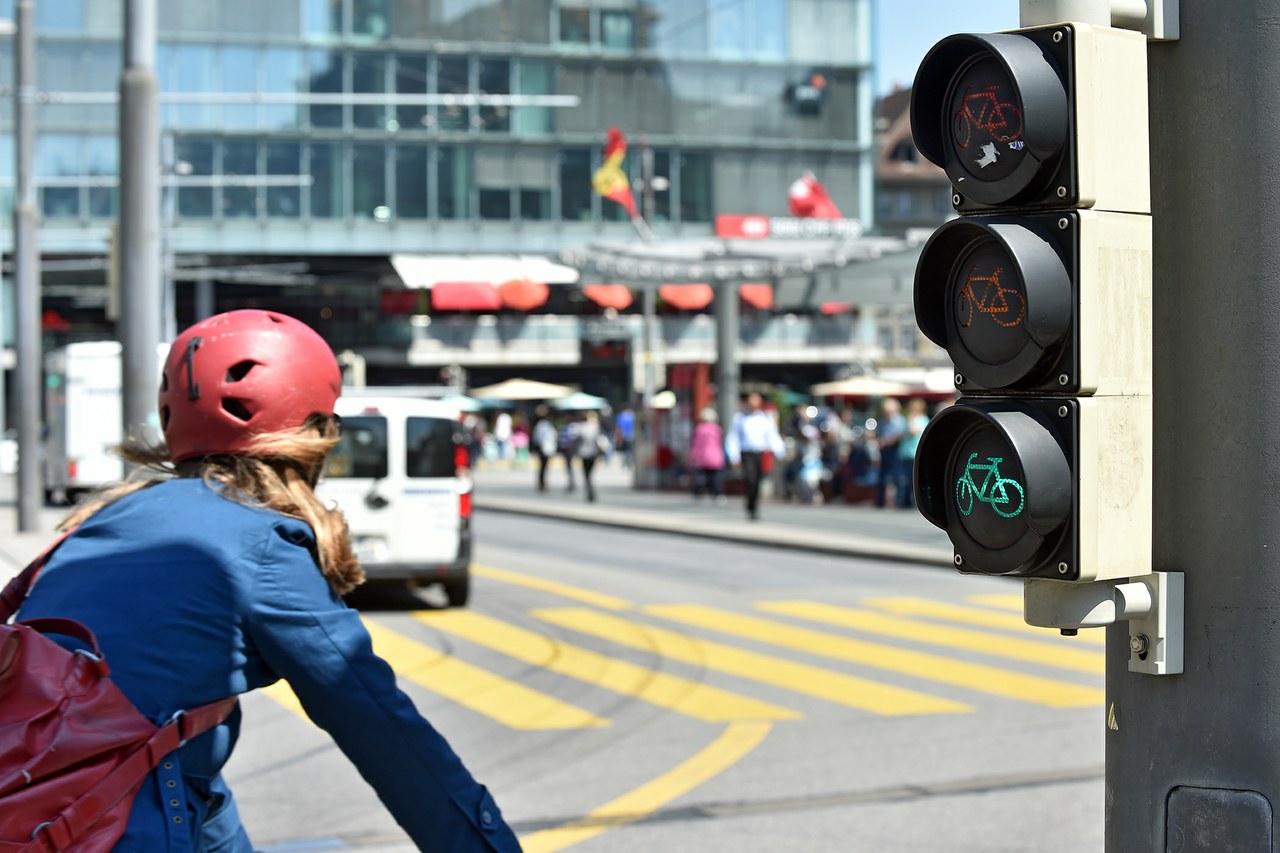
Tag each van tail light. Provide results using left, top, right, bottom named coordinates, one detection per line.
left=455, top=444, right=473, bottom=518
left=68, top=459, right=78, bottom=481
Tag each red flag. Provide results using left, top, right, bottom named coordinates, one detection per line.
left=788, top=173, right=842, bottom=219
left=592, top=127, right=638, bottom=218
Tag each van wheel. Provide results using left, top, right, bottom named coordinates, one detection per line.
left=443, top=575, right=470, bottom=608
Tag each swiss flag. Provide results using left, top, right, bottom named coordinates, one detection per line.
left=788, top=173, right=842, bottom=219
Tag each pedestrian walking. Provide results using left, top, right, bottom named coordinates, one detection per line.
left=725, top=392, right=787, bottom=521
left=10, top=310, right=520, bottom=852
left=574, top=410, right=608, bottom=503
left=558, top=416, right=580, bottom=491
left=898, top=398, right=931, bottom=508
left=531, top=404, right=559, bottom=493
left=875, top=398, right=907, bottom=508
left=688, top=406, right=727, bottom=504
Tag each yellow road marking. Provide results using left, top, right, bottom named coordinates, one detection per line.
left=862, top=596, right=1106, bottom=647
left=261, top=680, right=307, bottom=720
left=365, top=620, right=609, bottom=730
left=473, top=564, right=634, bottom=610
left=758, top=601, right=1104, bottom=675
left=967, top=593, right=1024, bottom=611
left=520, top=722, right=772, bottom=853
left=647, top=604, right=1102, bottom=709
left=532, top=608, right=970, bottom=716
left=414, top=610, right=800, bottom=723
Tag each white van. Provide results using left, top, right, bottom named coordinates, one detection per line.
left=317, top=394, right=473, bottom=606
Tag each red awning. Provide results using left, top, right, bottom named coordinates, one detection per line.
left=659, top=283, right=715, bottom=311
left=739, top=283, right=773, bottom=310
left=498, top=278, right=550, bottom=311
left=820, top=301, right=856, bottom=315
left=583, top=284, right=634, bottom=310
left=431, top=281, right=503, bottom=312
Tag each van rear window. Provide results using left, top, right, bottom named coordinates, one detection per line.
left=325, top=416, right=388, bottom=479
left=406, top=417, right=457, bottom=478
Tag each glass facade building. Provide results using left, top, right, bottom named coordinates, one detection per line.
left=0, top=0, right=885, bottom=389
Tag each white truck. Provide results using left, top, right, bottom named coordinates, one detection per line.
left=43, top=341, right=165, bottom=504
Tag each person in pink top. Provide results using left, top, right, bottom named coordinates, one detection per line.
left=688, top=406, right=727, bottom=504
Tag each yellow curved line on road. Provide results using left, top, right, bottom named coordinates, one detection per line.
left=519, top=721, right=772, bottom=853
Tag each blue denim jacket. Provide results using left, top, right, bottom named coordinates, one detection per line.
left=17, top=478, right=521, bottom=852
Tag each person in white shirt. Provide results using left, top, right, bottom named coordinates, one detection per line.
left=725, top=392, right=787, bottom=520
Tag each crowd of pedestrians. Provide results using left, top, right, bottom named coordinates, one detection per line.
left=466, top=392, right=944, bottom=516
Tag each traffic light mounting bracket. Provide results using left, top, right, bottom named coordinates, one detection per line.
left=1024, top=572, right=1184, bottom=675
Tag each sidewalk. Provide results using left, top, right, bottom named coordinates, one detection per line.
left=469, top=458, right=953, bottom=567
left=0, top=461, right=954, bottom=587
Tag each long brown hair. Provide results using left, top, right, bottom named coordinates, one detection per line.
left=59, top=415, right=364, bottom=595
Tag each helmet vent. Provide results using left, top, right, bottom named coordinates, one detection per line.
left=222, top=398, right=253, bottom=423
left=226, top=360, right=257, bottom=383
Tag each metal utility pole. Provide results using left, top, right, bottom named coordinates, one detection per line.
left=1107, top=1, right=1280, bottom=849
left=12, top=0, right=39, bottom=529
left=713, top=280, right=739, bottom=433
left=118, top=0, right=161, bottom=446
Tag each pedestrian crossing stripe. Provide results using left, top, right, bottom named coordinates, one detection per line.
left=966, top=593, right=1024, bottom=612
left=644, top=604, right=1102, bottom=709
left=414, top=610, right=802, bottom=723
left=473, top=563, right=633, bottom=611
left=757, top=601, right=1104, bottom=674
left=530, top=607, right=973, bottom=717
left=860, top=596, right=1106, bottom=647
left=364, top=620, right=610, bottom=730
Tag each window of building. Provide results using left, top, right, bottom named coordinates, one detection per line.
left=559, top=147, right=591, bottom=222
left=222, top=47, right=258, bottom=131
left=437, top=146, right=470, bottom=219
left=305, top=0, right=344, bottom=38
left=169, top=44, right=218, bottom=130
left=396, top=144, right=429, bottom=218
left=479, top=188, right=512, bottom=220
left=37, top=134, right=81, bottom=219
left=308, top=50, right=346, bottom=129
left=266, top=141, right=303, bottom=218
left=514, top=60, right=554, bottom=136
left=890, top=139, right=917, bottom=163
left=221, top=140, right=258, bottom=218
left=309, top=141, right=344, bottom=218
left=436, top=57, right=470, bottom=132
left=353, top=143, right=388, bottom=219
left=263, top=49, right=305, bottom=131
left=477, top=58, right=511, bottom=133
left=175, top=138, right=215, bottom=219
left=353, top=0, right=389, bottom=37
left=899, top=311, right=919, bottom=354
left=679, top=150, right=712, bottom=222
left=395, top=54, right=429, bottom=131
left=87, top=134, right=117, bottom=219
left=558, top=9, right=590, bottom=45
left=601, top=11, right=634, bottom=49
left=520, top=189, right=552, bottom=221
left=353, top=52, right=388, bottom=130
left=37, top=0, right=84, bottom=32
left=643, top=0, right=707, bottom=55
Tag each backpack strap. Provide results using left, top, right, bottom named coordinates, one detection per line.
left=23, top=694, right=240, bottom=853
left=0, top=530, right=74, bottom=621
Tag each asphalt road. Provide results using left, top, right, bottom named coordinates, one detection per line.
left=226, top=512, right=1105, bottom=853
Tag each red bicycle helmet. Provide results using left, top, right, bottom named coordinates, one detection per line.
left=159, top=310, right=341, bottom=462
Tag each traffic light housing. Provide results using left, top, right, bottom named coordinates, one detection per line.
left=911, top=22, right=1152, bottom=583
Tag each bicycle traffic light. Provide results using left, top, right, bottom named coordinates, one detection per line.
left=910, top=22, right=1153, bottom=583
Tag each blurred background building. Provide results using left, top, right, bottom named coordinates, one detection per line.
left=0, top=0, right=955, bottom=409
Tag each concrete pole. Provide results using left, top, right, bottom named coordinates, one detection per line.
left=119, top=0, right=161, bottom=446
left=12, top=0, right=39, bottom=529
left=1107, top=3, right=1280, bottom=849
left=714, top=280, right=739, bottom=433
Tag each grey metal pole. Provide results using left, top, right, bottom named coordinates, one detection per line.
left=714, top=280, right=739, bottom=433
left=1107, top=3, right=1280, bottom=849
left=119, top=0, right=161, bottom=447
left=634, top=283, right=658, bottom=490
left=12, top=0, right=39, bottom=529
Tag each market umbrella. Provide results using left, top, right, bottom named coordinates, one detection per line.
left=809, top=376, right=914, bottom=398
left=469, top=377, right=576, bottom=400
left=553, top=391, right=609, bottom=411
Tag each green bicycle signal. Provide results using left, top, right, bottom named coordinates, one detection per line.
left=956, top=453, right=1026, bottom=518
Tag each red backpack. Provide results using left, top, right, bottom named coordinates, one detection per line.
left=0, top=536, right=237, bottom=853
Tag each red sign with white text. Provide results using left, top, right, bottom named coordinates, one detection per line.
left=715, top=215, right=863, bottom=240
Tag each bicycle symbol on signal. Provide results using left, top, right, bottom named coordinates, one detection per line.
left=953, top=85, right=1023, bottom=150
left=955, top=453, right=1025, bottom=519
left=957, top=265, right=1026, bottom=329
